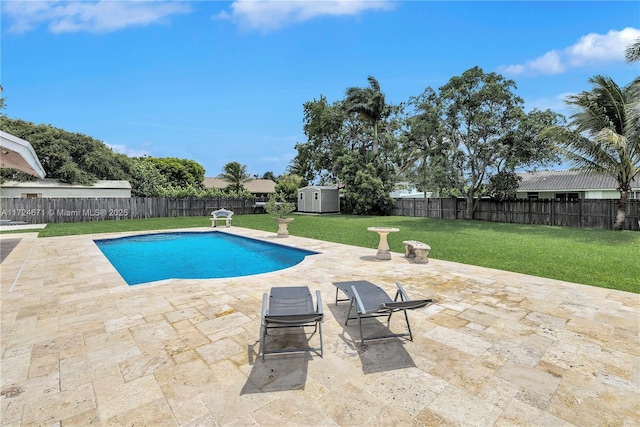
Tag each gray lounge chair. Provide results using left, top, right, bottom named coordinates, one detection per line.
left=260, top=286, right=324, bottom=361
left=333, top=280, right=432, bottom=348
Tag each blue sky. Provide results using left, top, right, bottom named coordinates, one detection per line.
left=2, top=1, right=639, bottom=178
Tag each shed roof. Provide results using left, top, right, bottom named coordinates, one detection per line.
left=299, top=186, right=339, bottom=190
left=517, top=170, right=640, bottom=192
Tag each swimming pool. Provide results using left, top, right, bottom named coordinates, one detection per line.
left=94, top=231, right=318, bottom=285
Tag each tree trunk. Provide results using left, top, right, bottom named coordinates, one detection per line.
left=613, top=190, right=628, bottom=230
left=372, top=122, right=379, bottom=154
left=466, top=193, right=475, bottom=220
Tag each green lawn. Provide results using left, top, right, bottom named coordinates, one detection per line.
left=25, top=214, right=640, bottom=293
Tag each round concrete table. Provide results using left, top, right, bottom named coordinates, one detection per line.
left=367, top=227, right=399, bottom=260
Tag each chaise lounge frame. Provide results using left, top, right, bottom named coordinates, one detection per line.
left=333, top=280, right=432, bottom=348
left=260, top=286, right=324, bottom=361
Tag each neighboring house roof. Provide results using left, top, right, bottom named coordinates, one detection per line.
left=1, top=179, right=131, bottom=190
left=0, top=131, right=46, bottom=178
left=245, top=179, right=276, bottom=194
left=203, top=178, right=276, bottom=194
left=517, top=170, right=640, bottom=192
left=203, top=178, right=229, bottom=189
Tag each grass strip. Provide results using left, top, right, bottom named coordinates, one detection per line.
left=29, top=214, right=640, bottom=293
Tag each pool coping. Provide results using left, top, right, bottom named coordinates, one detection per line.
left=1, top=226, right=638, bottom=426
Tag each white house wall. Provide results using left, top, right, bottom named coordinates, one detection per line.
left=516, top=190, right=624, bottom=200
left=0, top=187, right=131, bottom=198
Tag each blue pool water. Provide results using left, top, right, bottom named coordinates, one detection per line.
left=94, top=232, right=317, bottom=285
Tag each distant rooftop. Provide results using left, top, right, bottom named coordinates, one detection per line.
left=517, top=170, right=640, bottom=192
left=203, top=178, right=276, bottom=194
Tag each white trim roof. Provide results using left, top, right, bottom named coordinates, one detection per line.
left=0, top=131, right=46, bottom=178
left=517, top=170, right=640, bottom=192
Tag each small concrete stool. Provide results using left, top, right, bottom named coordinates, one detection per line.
left=402, top=240, right=431, bottom=264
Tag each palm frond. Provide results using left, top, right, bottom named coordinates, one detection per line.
left=625, top=37, right=640, bottom=63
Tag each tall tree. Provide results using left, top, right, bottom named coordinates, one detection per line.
left=437, top=67, right=526, bottom=218
left=429, top=67, right=560, bottom=218
left=293, top=90, right=399, bottom=214
left=401, top=87, right=448, bottom=197
left=220, top=161, right=249, bottom=192
left=545, top=75, right=640, bottom=230
left=344, top=76, right=386, bottom=154
left=293, top=96, right=349, bottom=182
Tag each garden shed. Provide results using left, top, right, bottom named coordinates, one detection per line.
left=297, top=186, right=339, bottom=213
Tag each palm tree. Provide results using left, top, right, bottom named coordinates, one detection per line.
left=402, top=87, right=444, bottom=197
left=344, top=76, right=386, bottom=154
left=626, top=37, right=640, bottom=63
left=546, top=75, right=640, bottom=230
left=220, top=161, right=249, bottom=192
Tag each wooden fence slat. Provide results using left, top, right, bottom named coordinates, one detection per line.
left=391, top=197, right=639, bottom=231
left=1, top=196, right=639, bottom=230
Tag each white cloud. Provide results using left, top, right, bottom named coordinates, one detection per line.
left=3, top=1, right=191, bottom=34
left=567, top=27, right=639, bottom=66
left=526, top=50, right=565, bottom=74
left=213, top=0, right=394, bottom=33
left=499, top=27, right=640, bottom=76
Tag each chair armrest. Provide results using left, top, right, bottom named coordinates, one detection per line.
left=395, top=282, right=411, bottom=301
left=350, top=285, right=367, bottom=314
left=261, top=293, right=269, bottom=325
left=381, top=299, right=433, bottom=311
left=315, top=290, right=323, bottom=316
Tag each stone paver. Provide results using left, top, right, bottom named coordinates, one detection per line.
left=1, top=227, right=639, bottom=426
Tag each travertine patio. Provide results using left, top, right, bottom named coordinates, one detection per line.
left=1, top=227, right=639, bottom=426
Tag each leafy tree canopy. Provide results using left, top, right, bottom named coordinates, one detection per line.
left=0, top=116, right=211, bottom=196
left=275, top=173, right=306, bottom=198
left=406, top=66, right=562, bottom=217
left=261, top=171, right=278, bottom=182
left=141, top=157, right=205, bottom=189
left=1, top=116, right=132, bottom=184
left=292, top=78, right=401, bottom=215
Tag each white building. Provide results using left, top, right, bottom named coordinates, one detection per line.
left=0, top=179, right=132, bottom=198
left=516, top=170, right=640, bottom=200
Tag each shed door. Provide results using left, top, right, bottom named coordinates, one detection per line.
left=312, top=191, right=321, bottom=212
left=304, top=191, right=313, bottom=211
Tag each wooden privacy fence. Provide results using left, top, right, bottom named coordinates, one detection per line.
left=0, top=197, right=264, bottom=224
left=2, top=196, right=639, bottom=230
left=393, top=197, right=640, bottom=231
